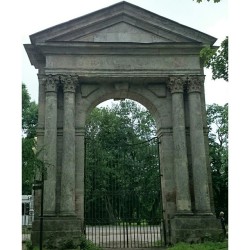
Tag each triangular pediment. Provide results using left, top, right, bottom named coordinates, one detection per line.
left=29, top=1, right=216, bottom=45
left=73, top=22, right=171, bottom=43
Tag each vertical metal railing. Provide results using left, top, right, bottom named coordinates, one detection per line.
left=84, top=137, right=166, bottom=248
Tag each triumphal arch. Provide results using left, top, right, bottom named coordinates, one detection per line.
left=25, top=1, right=221, bottom=246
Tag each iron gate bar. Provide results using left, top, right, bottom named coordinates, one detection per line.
left=84, top=137, right=166, bottom=248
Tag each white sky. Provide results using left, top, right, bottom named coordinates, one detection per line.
left=2, top=0, right=250, bottom=248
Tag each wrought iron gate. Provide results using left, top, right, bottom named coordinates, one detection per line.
left=84, top=137, right=166, bottom=248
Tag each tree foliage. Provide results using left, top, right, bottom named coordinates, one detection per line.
left=195, top=0, right=228, bottom=81
left=22, top=137, right=37, bottom=194
left=22, top=83, right=38, bottom=194
left=195, top=0, right=221, bottom=3
left=207, top=103, right=228, bottom=220
left=85, top=100, right=156, bottom=142
left=84, top=100, right=160, bottom=224
left=22, top=84, right=38, bottom=138
left=200, top=37, right=228, bottom=81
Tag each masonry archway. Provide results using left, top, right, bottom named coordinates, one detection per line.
left=25, top=1, right=221, bottom=246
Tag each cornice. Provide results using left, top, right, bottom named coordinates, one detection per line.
left=33, top=42, right=205, bottom=55
left=24, top=44, right=45, bottom=69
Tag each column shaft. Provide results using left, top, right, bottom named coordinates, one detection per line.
left=187, top=76, right=211, bottom=213
left=157, top=128, right=175, bottom=243
left=43, top=75, right=59, bottom=215
left=75, top=90, right=85, bottom=221
left=60, top=75, right=78, bottom=215
left=169, top=76, right=192, bottom=213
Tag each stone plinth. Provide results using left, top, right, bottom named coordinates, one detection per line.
left=31, top=216, right=82, bottom=247
left=170, top=214, right=221, bottom=244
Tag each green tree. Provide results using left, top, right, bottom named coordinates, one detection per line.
left=22, top=84, right=38, bottom=138
left=195, top=0, right=221, bottom=3
left=22, top=83, right=38, bottom=194
left=207, top=103, right=228, bottom=220
left=84, top=100, right=160, bottom=224
left=195, top=0, right=228, bottom=81
left=200, top=37, right=228, bottom=81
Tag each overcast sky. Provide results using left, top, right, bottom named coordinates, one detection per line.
left=21, top=0, right=228, bottom=105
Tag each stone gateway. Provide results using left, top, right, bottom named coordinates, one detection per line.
left=24, top=1, right=221, bottom=246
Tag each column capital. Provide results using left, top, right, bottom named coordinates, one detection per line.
left=187, top=75, right=205, bottom=93
left=168, top=75, right=187, bottom=94
left=60, top=75, right=79, bottom=93
left=45, top=75, right=59, bottom=92
left=37, top=74, right=46, bottom=84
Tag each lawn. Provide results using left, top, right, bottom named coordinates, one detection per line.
left=168, top=241, right=228, bottom=250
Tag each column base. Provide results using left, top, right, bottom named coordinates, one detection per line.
left=169, top=214, right=222, bottom=244
left=31, top=216, right=83, bottom=248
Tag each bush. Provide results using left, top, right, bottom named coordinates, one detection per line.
left=25, top=240, right=33, bottom=250
left=59, top=237, right=78, bottom=249
left=78, top=236, right=101, bottom=250
left=40, top=234, right=102, bottom=250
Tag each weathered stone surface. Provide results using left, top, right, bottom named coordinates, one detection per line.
left=187, top=76, right=211, bottom=213
left=170, top=215, right=221, bottom=243
left=74, top=22, right=169, bottom=43
left=25, top=1, right=218, bottom=246
left=43, top=76, right=58, bottom=215
left=31, top=217, right=82, bottom=247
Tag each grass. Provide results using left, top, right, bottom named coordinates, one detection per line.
left=168, top=241, right=228, bottom=250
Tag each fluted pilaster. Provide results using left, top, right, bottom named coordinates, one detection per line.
left=43, top=75, right=59, bottom=215
left=60, top=75, right=78, bottom=215
left=168, top=76, right=192, bottom=213
left=187, top=75, right=211, bottom=213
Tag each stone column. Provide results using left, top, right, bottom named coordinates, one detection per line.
left=187, top=75, right=211, bottom=213
left=43, top=75, right=59, bottom=215
left=168, top=76, right=192, bottom=213
left=60, top=75, right=78, bottom=215
left=157, top=128, right=175, bottom=244
left=75, top=88, right=85, bottom=225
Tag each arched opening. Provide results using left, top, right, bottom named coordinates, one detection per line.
left=81, top=90, right=163, bottom=132
left=83, top=99, right=165, bottom=248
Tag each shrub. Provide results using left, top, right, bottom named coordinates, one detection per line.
left=25, top=240, right=33, bottom=250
